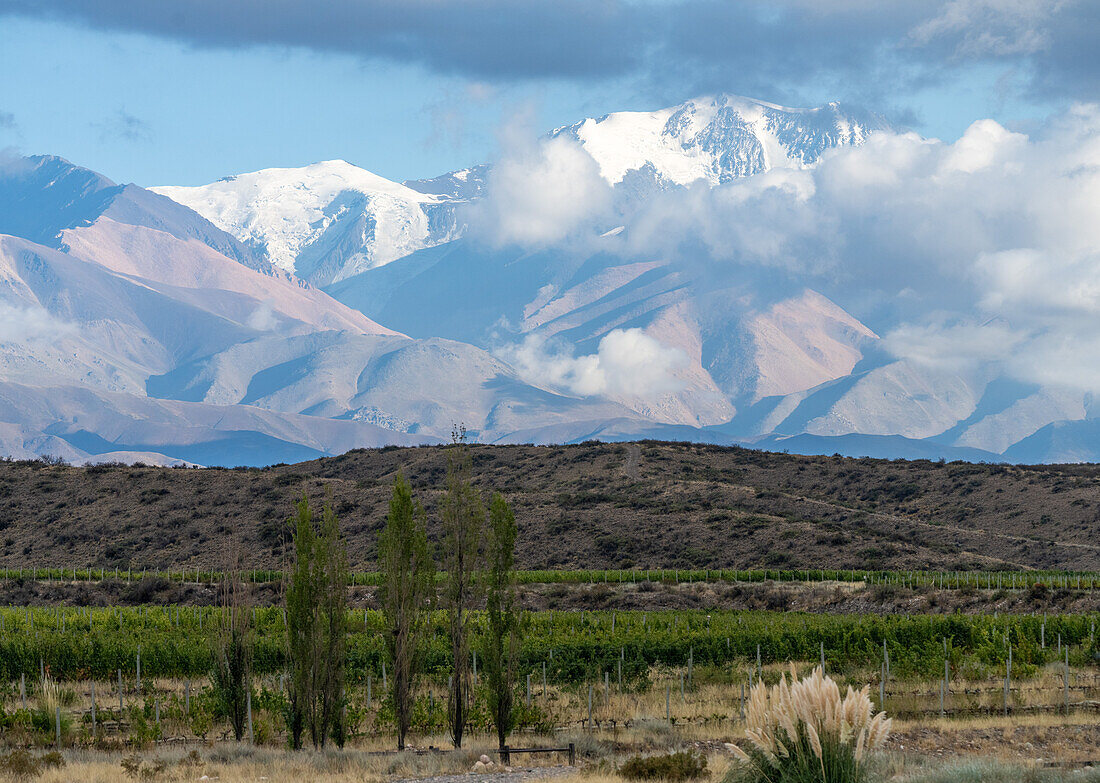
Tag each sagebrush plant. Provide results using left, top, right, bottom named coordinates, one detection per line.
left=620, top=751, right=708, bottom=781
left=726, top=666, right=891, bottom=783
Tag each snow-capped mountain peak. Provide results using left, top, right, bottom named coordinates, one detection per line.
left=551, top=93, right=892, bottom=186
left=152, top=159, right=459, bottom=285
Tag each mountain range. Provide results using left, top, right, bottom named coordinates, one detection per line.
left=0, top=94, right=1093, bottom=465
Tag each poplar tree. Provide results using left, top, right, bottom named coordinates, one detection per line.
left=212, top=545, right=251, bottom=741
left=285, top=490, right=348, bottom=749
left=483, top=492, right=520, bottom=751
left=378, top=472, right=434, bottom=750
left=441, top=426, right=484, bottom=748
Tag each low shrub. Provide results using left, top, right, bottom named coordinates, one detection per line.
left=0, top=749, right=65, bottom=782
left=620, top=751, right=707, bottom=781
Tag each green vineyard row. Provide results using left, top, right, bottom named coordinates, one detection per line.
left=1, top=607, right=1097, bottom=684
left=1, top=566, right=1097, bottom=591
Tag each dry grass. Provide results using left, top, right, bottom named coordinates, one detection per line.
left=28, top=745, right=499, bottom=783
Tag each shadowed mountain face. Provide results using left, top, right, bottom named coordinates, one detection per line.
left=0, top=155, right=121, bottom=246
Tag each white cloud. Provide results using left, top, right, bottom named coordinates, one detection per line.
left=497, top=328, right=688, bottom=399
left=468, top=119, right=614, bottom=248
left=246, top=300, right=279, bottom=331
left=0, top=303, right=77, bottom=344
left=909, top=0, right=1065, bottom=56
left=573, top=104, right=1100, bottom=393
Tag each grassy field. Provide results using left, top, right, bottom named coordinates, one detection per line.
left=6, top=695, right=1100, bottom=782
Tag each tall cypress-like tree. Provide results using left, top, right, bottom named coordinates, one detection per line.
left=285, top=495, right=315, bottom=750
left=212, top=544, right=252, bottom=742
left=285, top=490, right=348, bottom=749
left=318, top=495, right=348, bottom=748
left=378, top=473, right=434, bottom=750
left=441, top=426, right=484, bottom=748
left=483, top=492, right=520, bottom=751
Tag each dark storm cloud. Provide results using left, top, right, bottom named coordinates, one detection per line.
left=1, top=0, right=1095, bottom=101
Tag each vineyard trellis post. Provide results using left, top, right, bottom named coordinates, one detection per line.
left=1064, top=647, right=1070, bottom=714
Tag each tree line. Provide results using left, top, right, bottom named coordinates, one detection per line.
left=213, top=431, right=521, bottom=751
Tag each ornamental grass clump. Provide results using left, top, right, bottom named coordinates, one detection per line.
left=726, top=666, right=891, bottom=783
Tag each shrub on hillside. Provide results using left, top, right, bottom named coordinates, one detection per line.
left=620, top=751, right=707, bottom=781
left=725, top=667, right=890, bottom=783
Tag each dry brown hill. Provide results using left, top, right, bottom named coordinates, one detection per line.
left=2, top=442, right=1100, bottom=573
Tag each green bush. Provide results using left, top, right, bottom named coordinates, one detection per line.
left=620, top=751, right=707, bottom=781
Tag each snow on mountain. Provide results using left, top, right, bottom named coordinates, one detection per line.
left=2, top=93, right=1096, bottom=466
left=153, top=96, right=887, bottom=289
left=550, top=94, right=893, bottom=187
left=0, top=155, right=666, bottom=463
left=152, top=160, right=461, bottom=286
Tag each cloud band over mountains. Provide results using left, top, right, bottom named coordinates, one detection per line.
left=2, top=0, right=1096, bottom=104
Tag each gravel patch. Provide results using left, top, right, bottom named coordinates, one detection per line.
left=393, top=765, right=575, bottom=783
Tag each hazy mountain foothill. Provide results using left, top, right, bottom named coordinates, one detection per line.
left=3, top=95, right=1095, bottom=467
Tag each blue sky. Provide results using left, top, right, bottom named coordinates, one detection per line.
left=0, top=1, right=1091, bottom=186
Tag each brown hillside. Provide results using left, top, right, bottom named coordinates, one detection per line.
left=1, top=442, right=1099, bottom=572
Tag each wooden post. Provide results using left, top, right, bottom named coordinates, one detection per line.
left=367, top=675, right=372, bottom=708
left=382, top=660, right=387, bottom=690
left=820, top=641, right=825, bottom=673
left=1065, top=647, right=1070, bottom=714
left=542, top=661, right=547, bottom=697
left=526, top=673, right=531, bottom=707
left=568, top=742, right=576, bottom=766
left=20, top=673, right=25, bottom=710
left=739, top=683, right=745, bottom=720
left=55, top=706, right=61, bottom=748
left=155, top=698, right=160, bottom=742
left=665, top=683, right=670, bottom=723
left=246, top=690, right=253, bottom=744
left=185, top=680, right=190, bottom=715
left=91, top=681, right=96, bottom=734
left=118, top=669, right=124, bottom=712
left=136, top=650, right=141, bottom=692
left=587, top=684, right=593, bottom=730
